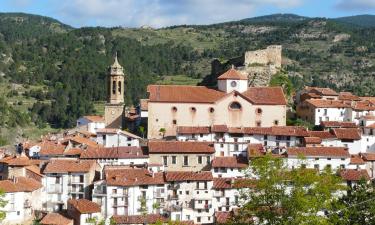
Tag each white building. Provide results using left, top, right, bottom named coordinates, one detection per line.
left=92, top=167, right=166, bottom=219
left=76, top=116, right=106, bottom=134
left=96, top=128, right=141, bottom=147
left=211, top=156, right=247, bottom=178
left=0, top=177, right=43, bottom=225
left=212, top=178, right=244, bottom=213
left=43, top=159, right=98, bottom=211
left=67, top=199, right=102, bottom=225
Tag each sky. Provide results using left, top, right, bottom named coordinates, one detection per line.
left=1, top=0, right=375, bottom=28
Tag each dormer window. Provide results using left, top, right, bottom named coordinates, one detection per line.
left=229, top=102, right=242, bottom=110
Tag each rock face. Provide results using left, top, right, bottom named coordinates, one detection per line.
left=211, top=45, right=282, bottom=87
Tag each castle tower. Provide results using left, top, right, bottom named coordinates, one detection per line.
left=104, top=53, right=125, bottom=128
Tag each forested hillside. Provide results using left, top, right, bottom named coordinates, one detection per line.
left=1, top=12, right=375, bottom=143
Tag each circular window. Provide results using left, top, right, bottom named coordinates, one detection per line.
left=256, top=108, right=262, bottom=115
left=191, top=107, right=196, bottom=113
left=209, top=107, right=215, bottom=113
left=229, top=102, right=242, bottom=110
left=231, top=81, right=237, bottom=87
left=172, top=106, right=177, bottom=112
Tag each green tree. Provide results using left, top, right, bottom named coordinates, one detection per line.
left=159, top=128, right=166, bottom=138
left=329, top=179, right=375, bottom=224
left=269, top=70, right=294, bottom=100
left=0, top=189, right=7, bottom=222
left=139, top=126, right=145, bottom=139
left=233, top=154, right=344, bottom=225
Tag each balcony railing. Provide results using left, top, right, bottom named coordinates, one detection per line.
left=167, top=195, right=179, bottom=200
left=93, top=189, right=106, bottom=195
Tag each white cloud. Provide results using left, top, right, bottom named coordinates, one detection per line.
left=54, top=0, right=304, bottom=28
left=336, top=0, right=375, bottom=11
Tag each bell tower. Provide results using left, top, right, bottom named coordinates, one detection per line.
left=104, top=53, right=125, bottom=128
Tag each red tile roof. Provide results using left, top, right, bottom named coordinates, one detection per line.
left=305, top=87, right=339, bottom=96
left=63, top=148, right=83, bottom=156
left=83, top=115, right=105, bottom=123
left=305, top=99, right=350, bottom=108
left=0, top=156, right=42, bottom=166
left=339, top=92, right=360, bottom=101
left=68, top=199, right=101, bottom=214
left=112, top=214, right=167, bottom=224
left=177, top=126, right=210, bottom=134
left=69, top=136, right=99, bottom=148
left=308, top=131, right=336, bottom=139
left=213, top=178, right=255, bottom=189
left=241, top=126, right=308, bottom=137
left=212, top=156, right=248, bottom=168
left=165, top=171, right=213, bottom=181
left=361, top=153, right=375, bottom=161
left=217, top=68, right=248, bottom=80
left=213, top=178, right=233, bottom=189
left=44, top=160, right=96, bottom=173
left=215, top=212, right=231, bottom=224
left=287, top=147, right=350, bottom=158
left=352, top=101, right=375, bottom=111
left=39, top=141, right=66, bottom=156
left=241, top=87, right=287, bottom=105
left=247, top=143, right=265, bottom=158
left=40, top=213, right=73, bottom=225
left=148, top=141, right=215, bottom=154
left=350, top=155, right=365, bottom=165
left=0, top=177, right=42, bottom=193
left=332, top=128, right=361, bottom=140
left=211, top=125, right=229, bottom=133
left=320, top=121, right=357, bottom=128
left=340, top=169, right=370, bottom=181
left=105, top=168, right=165, bottom=187
left=80, top=146, right=147, bottom=159
left=304, top=137, right=322, bottom=144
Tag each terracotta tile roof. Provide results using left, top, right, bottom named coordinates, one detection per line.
left=165, top=171, right=213, bottom=181
left=332, top=128, right=361, bottom=140
left=0, top=156, right=43, bottom=167
left=148, top=141, right=215, bottom=154
left=305, top=99, right=350, bottom=108
left=363, top=115, right=375, bottom=121
left=179, top=221, right=196, bottom=225
left=140, top=98, right=149, bottom=111
left=147, top=85, right=225, bottom=103
left=360, top=97, right=375, bottom=104
left=215, top=212, right=231, bottom=224
left=69, top=136, right=99, bottom=148
left=303, top=137, right=322, bottom=144
left=26, top=165, right=43, bottom=177
left=217, top=68, right=248, bottom=80
left=339, top=92, right=360, bottom=101
left=63, top=148, right=83, bottom=156
left=352, top=101, right=375, bottom=111
left=39, top=141, right=66, bottom=156
left=320, top=121, right=358, bottom=128
left=112, top=214, right=167, bottom=224
left=213, top=178, right=233, bottom=189
left=68, top=199, right=101, bottom=214
left=366, top=123, right=375, bottom=128
left=287, top=147, right=350, bottom=158
left=247, top=143, right=265, bottom=158
left=241, top=87, right=287, bottom=105
left=213, top=178, right=255, bottom=189
left=177, top=126, right=210, bottom=134
left=350, top=155, right=365, bottom=165
left=211, top=125, right=229, bottom=133
left=308, top=131, right=336, bottom=139
left=241, top=126, right=308, bottom=137
left=340, top=169, right=370, bottom=181
left=212, top=156, right=248, bottom=168
left=305, top=87, right=339, bottom=96
left=40, top=213, right=73, bottom=225
left=83, top=115, right=105, bottom=123
left=0, top=177, right=42, bottom=193
left=96, top=129, right=141, bottom=139
left=105, top=168, right=165, bottom=186
left=80, top=146, right=147, bottom=159
left=361, top=153, right=375, bottom=161
left=44, top=160, right=96, bottom=173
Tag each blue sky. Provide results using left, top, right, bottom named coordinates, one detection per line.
left=1, top=0, right=375, bottom=28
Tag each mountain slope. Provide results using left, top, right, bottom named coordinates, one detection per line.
left=334, top=15, right=375, bottom=28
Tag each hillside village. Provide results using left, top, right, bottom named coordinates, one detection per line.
left=1, top=46, right=375, bottom=225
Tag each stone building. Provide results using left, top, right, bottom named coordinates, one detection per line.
left=104, top=53, right=125, bottom=128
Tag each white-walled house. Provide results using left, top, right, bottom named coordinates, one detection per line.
left=67, top=199, right=102, bottom=225
left=43, top=159, right=98, bottom=212
left=286, top=147, right=351, bottom=171
left=96, top=128, right=141, bottom=147
left=0, top=177, right=43, bottom=225
left=80, top=146, right=149, bottom=168
left=211, top=156, right=247, bottom=178
left=76, top=116, right=106, bottom=134
left=92, top=167, right=166, bottom=219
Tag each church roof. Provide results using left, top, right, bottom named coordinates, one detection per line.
left=217, top=67, right=248, bottom=80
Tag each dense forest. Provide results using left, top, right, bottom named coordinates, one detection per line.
left=1, top=12, right=375, bottom=133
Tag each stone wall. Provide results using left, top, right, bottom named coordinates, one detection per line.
left=244, top=45, right=282, bottom=68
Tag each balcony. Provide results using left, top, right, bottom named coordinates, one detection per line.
left=93, top=188, right=106, bottom=196
left=113, top=201, right=128, bottom=207
left=166, top=204, right=182, bottom=212
left=69, top=187, right=84, bottom=193
left=47, top=184, right=62, bottom=193
left=69, top=177, right=84, bottom=184
left=111, top=191, right=129, bottom=197
left=167, top=194, right=179, bottom=200
left=167, top=184, right=180, bottom=190
left=193, top=200, right=212, bottom=210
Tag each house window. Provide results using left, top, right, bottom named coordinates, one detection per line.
left=200, top=133, right=203, bottom=138
left=198, top=156, right=203, bottom=164
left=112, top=81, right=116, bottom=94
left=206, top=156, right=211, bottom=164
left=163, top=156, right=168, bottom=166
left=197, top=217, right=201, bottom=223
left=274, top=120, right=279, bottom=126
left=173, top=120, right=177, bottom=125
left=172, top=156, right=177, bottom=164
left=229, top=102, right=242, bottom=110
left=209, top=107, right=215, bottom=113
left=314, top=164, right=319, bottom=170
left=256, top=108, right=262, bottom=115
left=190, top=107, right=196, bottom=113
left=172, top=106, right=177, bottom=112
left=118, top=81, right=121, bottom=93
left=183, top=156, right=189, bottom=166
left=256, top=121, right=261, bottom=127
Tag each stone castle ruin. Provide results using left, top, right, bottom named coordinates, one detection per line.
left=211, top=45, right=282, bottom=87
